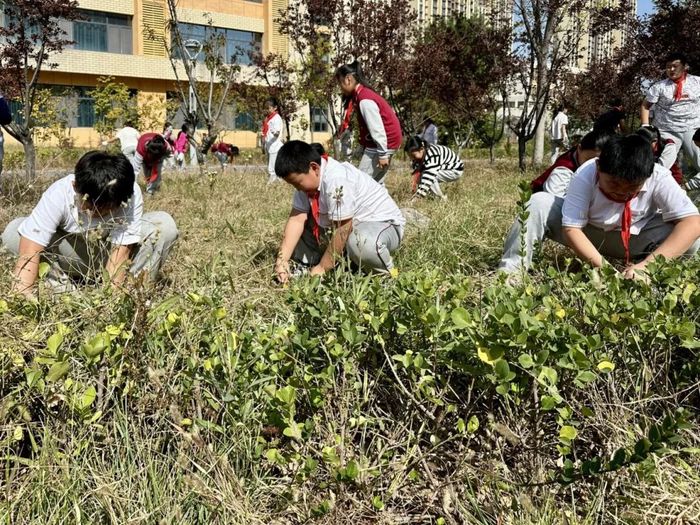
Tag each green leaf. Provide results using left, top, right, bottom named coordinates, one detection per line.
left=282, top=421, right=303, bottom=441
left=538, top=366, right=558, bottom=386
left=518, top=353, right=534, bottom=368
left=541, top=396, right=557, bottom=410
left=46, top=360, right=70, bottom=382
left=13, top=425, right=24, bottom=442
left=597, top=360, right=615, bottom=373
left=38, top=262, right=50, bottom=279
left=46, top=332, right=64, bottom=355
left=467, top=415, right=479, bottom=433
left=494, top=359, right=510, bottom=380
left=372, top=496, right=384, bottom=510
left=456, top=418, right=466, bottom=433
left=451, top=307, right=471, bottom=329
left=343, top=460, right=360, bottom=480
left=79, top=386, right=97, bottom=410
left=559, top=425, right=578, bottom=441
left=609, top=448, right=627, bottom=469
left=275, top=385, right=296, bottom=405
left=575, top=370, right=597, bottom=385
left=82, top=333, right=111, bottom=358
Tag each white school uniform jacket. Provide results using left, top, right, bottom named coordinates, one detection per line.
left=646, top=74, right=700, bottom=133
left=18, top=174, right=143, bottom=247
left=292, top=157, right=405, bottom=230
left=550, top=112, right=568, bottom=140
left=264, top=113, right=284, bottom=154
left=562, top=159, right=698, bottom=233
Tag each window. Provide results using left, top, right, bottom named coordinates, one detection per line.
left=72, top=10, right=132, bottom=54
left=311, top=106, right=328, bottom=133
left=175, top=23, right=262, bottom=65
left=235, top=111, right=257, bottom=131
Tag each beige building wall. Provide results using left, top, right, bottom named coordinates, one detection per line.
left=5, top=0, right=325, bottom=149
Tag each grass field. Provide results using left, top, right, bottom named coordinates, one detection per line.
left=1, top=157, right=699, bottom=524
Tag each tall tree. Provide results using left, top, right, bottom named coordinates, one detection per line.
left=154, top=1, right=243, bottom=160
left=0, top=0, right=79, bottom=179
left=510, top=0, right=634, bottom=170
left=398, top=15, right=514, bottom=155
left=277, top=0, right=416, bottom=138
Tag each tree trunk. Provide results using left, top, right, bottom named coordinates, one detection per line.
left=532, top=116, right=546, bottom=166
left=518, top=135, right=527, bottom=172
left=22, top=137, right=36, bottom=180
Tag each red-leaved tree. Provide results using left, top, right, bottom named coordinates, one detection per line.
left=276, top=0, right=415, bottom=139
left=0, top=0, right=79, bottom=179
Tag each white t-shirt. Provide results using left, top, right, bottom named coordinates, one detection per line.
left=550, top=112, right=569, bottom=140
left=116, top=126, right=140, bottom=153
left=562, top=160, right=698, bottom=233
left=264, top=113, right=284, bottom=154
left=646, top=74, right=700, bottom=132
left=291, top=157, right=405, bottom=230
left=18, top=174, right=143, bottom=247
left=543, top=166, right=575, bottom=198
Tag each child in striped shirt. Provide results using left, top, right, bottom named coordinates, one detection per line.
left=404, top=136, right=463, bottom=200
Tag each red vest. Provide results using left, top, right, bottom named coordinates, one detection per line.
left=530, top=148, right=578, bottom=192
left=353, top=86, right=402, bottom=151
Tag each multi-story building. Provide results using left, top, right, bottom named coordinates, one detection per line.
left=413, top=0, right=513, bottom=28
left=3, top=0, right=332, bottom=148
left=566, top=0, right=637, bottom=72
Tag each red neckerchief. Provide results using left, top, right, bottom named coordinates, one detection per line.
left=338, top=100, right=354, bottom=137
left=307, top=154, right=329, bottom=242
left=596, top=172, right=640, bottom=264
left=262, top=110, right=278, bottom=137
left=674, top=73, right=687, bottom=102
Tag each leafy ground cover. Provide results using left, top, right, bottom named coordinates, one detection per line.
left=1, top=158, right=699, bottom=524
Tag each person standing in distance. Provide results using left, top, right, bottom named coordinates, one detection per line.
left=335, top=60, right=402, bottom=184
left=262, top=97, right=284, bottom=185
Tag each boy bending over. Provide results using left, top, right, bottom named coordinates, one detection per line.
left=499, top=134, right=700, bottom=278
left=2, top=151, right=178, bottom=298
left=274, top=140, right=405, bottom=283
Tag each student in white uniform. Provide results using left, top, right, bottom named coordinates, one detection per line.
left=641, top=52, right=700, bottom=178
left=2, top=151, right=178, bottom=298
left=261, top=97, right=284, bottom=185
left=103, top=121, right=140, bottom=165
left=499, top=134, right=700, bottom=277
left=550, top=104, right=569, bottom=163
left=273, top=140, right=405, bottom=283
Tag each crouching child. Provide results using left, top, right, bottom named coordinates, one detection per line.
left=404, top=136, right=463, bottom=200
left=273, top=140, right=405, bottom=283
left=498, top=134, right=700, bottom=279
left=2, top=151, right=179, bottom=298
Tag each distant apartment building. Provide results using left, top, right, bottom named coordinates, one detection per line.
left=413, top=0, right=513, bottom=27
left=566, top=0, right=637, bottom=72
left=2, top=0, right=332, bottom=148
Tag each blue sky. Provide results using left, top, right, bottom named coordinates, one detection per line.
left=637, top=0, right=655, bottom=17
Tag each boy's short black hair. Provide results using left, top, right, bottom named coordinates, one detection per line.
left=665, top=52, right=687, bottom=65
left=579, top=129, right=612, bottom=151
left=310, top=142, right=326, bottom=156
left=636, top=125, right=661, bottom=145
left=74, top=151, right=135, bottom=207
left=146, top=135, right=169, bottom=158
left=598, top=134, right=655, bottom=183
left=228, top=144, right=240, bottom=156
left=275, top=140, right=322, bottom=179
